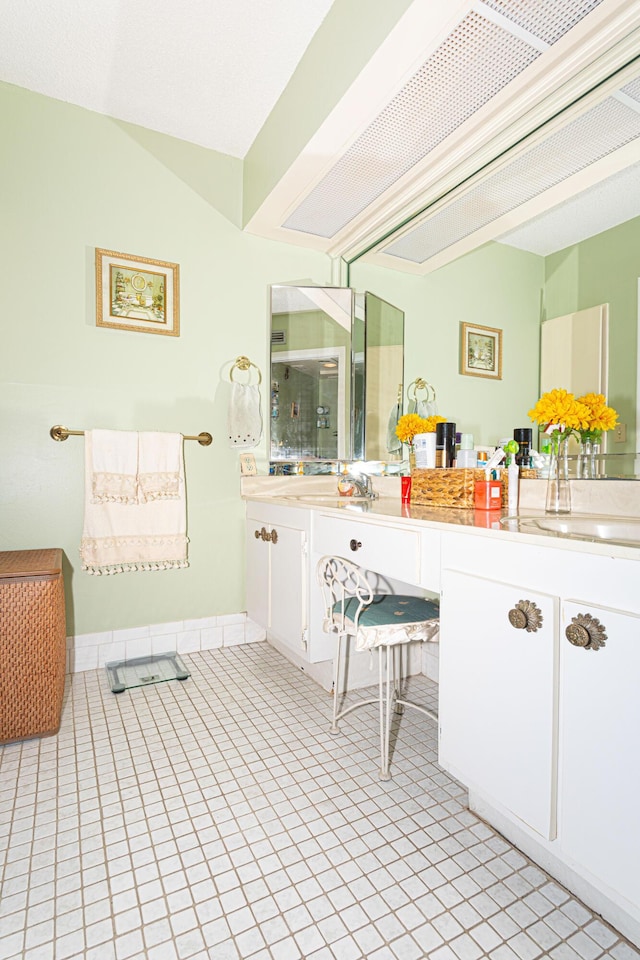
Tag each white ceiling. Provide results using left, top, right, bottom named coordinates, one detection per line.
left=0, top=0, right=336, bottom=158
left=1, top=0, right=639, bottom=260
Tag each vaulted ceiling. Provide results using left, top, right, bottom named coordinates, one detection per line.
left=2, top=0, right=640, bottom=268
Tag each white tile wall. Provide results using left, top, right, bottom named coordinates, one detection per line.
left=66, top=615, right=266, bottom=674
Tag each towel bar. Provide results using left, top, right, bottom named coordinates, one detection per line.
left=49, top=425, right=213, bottom=446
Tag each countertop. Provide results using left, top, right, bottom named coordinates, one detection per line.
left=241, top=475, right=640, bottom=561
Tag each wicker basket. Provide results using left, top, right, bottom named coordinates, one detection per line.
left=411, top=466, right=539, bottom=509
left=0, top=549, right=66, bottom=745
left=411, top=468, right=491, bottom=508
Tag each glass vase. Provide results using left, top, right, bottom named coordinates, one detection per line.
left=546, top=435, right=571, bottom=514
left=577, top=439, right=593, bottom=478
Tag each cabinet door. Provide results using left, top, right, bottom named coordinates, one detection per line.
left=270, top=524, right=307, bottom=654
left=439, top=569, right=558, bottom=839
left=246, top=523, right=270, bottom=629
left=560, top=601, right=640, bottom=908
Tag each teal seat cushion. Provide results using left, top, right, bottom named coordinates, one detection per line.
left=337, top=594, right=437, bottom=627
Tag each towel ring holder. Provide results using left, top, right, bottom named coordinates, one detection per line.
left=407, top=377, right=436, bottom=405
left=230, top=355, right=262, bottom=384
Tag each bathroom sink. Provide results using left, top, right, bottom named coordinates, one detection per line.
left=506, top=515, right=640, bottom=546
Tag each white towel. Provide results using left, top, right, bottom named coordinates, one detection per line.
left=80, top=431, right=188, bottom=575
left=138, top=432, right=181, bottom=502
left=386, top=403, right=402, bottom=454
left=90, top=429, right=138, bottom=504
left=228, top=382, right=262, bottom=448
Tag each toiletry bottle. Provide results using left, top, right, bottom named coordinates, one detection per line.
left=436, top=422, right=456, bottom=467
left=503, top=440, right=520, bottom=513
left=514, top=428, right=532, bottom=468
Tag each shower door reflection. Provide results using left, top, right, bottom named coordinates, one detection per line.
left=270, top=285, right=352, bottom=462
left=271, top=348, right=346, bottom=460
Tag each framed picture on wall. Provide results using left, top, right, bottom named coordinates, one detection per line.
left=460, top=322, right=502, bottom=379
left=95, top=248, right=180, bottom=337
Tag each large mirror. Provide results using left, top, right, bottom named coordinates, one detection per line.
left=352, top=293, right=405, bottom=463
left=270, top=285, right=352, bottom=462
left=341, top=53, right=640, bottom=477
left=269, top=285, right=405, bottom=465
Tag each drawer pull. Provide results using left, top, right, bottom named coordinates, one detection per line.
left=260, top=527, right=270, bottom=542
left=508, top=600, right=543, bottom=633
left=254, top=529, right=262, bottom=540
left=566, top=613, right=607, bottom=651
left=269, top=528, right=278, bottom=544
left=349, top=539, right=362, bottom=552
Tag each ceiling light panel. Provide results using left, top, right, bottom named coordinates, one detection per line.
left=481, top=0, right=604, bottom=46
left=621, top=77, right=640, bottom=102
left=281, top=10, right=541, bottom=239
left=382, top=95, right=640, bottom=264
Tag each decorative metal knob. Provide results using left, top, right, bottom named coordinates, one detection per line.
left=254, top=529, right=261, bottom=539
left=349, top=539, right=362, bottom=551
left=270, top=529, right=278, bottom=544
left=565, top=613, right=607, bottom=651
left=508, top=600, right=544, bottom=633
left=260, top=527, right=270, bottom=542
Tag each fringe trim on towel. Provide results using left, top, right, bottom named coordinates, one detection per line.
left=80, top=534, right=188, bottom=571
left=91, top=472, right=138, bottom=504
left=82, top=559, right=189, bottom=576
left=138, top=471, right=181, bottom=502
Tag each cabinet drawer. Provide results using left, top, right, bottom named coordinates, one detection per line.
left=313, top=514, right=420, bottom=585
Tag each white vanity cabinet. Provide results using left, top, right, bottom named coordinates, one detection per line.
left=245, top=501, right=309, bottom=658
left=439, top=530, right=640, bottom=941
left=439, top=567, right=558, bottom=840
left=559, top=599, right=640, bottom=915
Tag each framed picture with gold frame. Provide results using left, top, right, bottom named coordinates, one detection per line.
left=95, top=248, right=180, bottom=337
left=460, top=322, right=502, bottom=379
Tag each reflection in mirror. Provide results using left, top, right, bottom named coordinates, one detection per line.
left=357, top=293, right=405, bottom=463
left=270, top=285, right=353, bottom=461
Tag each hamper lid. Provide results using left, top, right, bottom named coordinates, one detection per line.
left=0, top=549, right=62, bottom=580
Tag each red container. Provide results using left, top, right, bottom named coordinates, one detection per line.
left=401, top=476, right=412, bottom=503
left=474, top=480, right=502, bottom=510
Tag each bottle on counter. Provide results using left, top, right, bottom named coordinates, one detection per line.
left=514, top=428, right=533, bottom=467
left=435, top=422, right=457, bottom=468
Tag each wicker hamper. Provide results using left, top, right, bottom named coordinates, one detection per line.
left=0, top=549, right=66, bottom=745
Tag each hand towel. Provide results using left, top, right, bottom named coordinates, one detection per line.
left=80, top=431, right=188, bottom=575
left=386, top=403, right=402, bottom=454
left=228, top=382, right=262, bottom=448
left=89, top=429, right=138, bottom=504
left=138, top=431, right=181, bottom=502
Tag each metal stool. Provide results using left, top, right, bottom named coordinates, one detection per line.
left=317, top=555, right=439, bottom=780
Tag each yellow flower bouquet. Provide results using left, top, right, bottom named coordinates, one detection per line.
left=528, top=388, right=590, bottom=440
left=395, top=413, right=446, bottom=449
left=574, top=392, right=618, bottom=443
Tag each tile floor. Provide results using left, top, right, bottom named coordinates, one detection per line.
left=0, top=643, right=638, bottom=960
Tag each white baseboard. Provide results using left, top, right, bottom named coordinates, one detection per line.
left=66, top=615, right=266, bottom=673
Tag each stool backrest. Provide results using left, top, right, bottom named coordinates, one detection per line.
left=316, top=555, right=373, bottom=638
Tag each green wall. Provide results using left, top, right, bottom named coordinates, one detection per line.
left=544, top=215, right=640, bottom=448
left=0, top=81, right=330, bottom=637
left=351, top=243, right=546, bottom=446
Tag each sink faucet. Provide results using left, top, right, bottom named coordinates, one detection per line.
left=344, top=473, right=378, bottom=499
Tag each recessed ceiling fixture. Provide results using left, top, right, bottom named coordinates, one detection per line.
left=277, top=0, right=606, bottom=242
left=375, top=70, right=640, bottom=269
